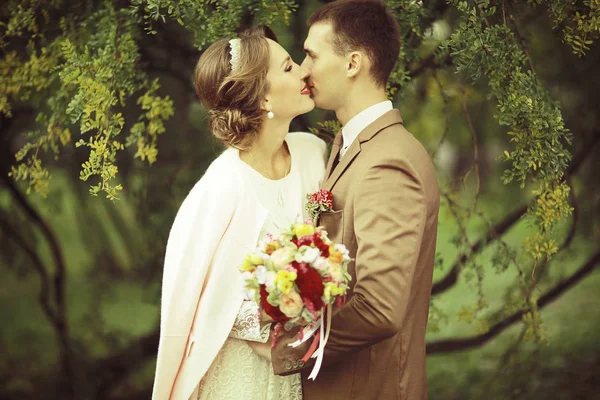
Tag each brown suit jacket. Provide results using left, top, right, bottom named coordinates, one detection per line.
left=271, top=110, right=440, bottom=400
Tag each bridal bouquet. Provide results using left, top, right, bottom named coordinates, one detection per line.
left=240, top=220, right=351, bottom=377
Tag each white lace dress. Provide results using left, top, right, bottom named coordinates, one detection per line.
left=197, top=142, right=308, bottom=400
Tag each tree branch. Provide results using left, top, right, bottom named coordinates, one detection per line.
left=427, top=250, right=600, bottom=354
left=80, top=246, right=600, bottom=392
left=2, top=177, right=68, bottom=321
left=94, top=331, right=160, bottom=396
left=432, top=128, right=599, bottom=296
left=0, top=213, right=57, bottom=324
left=0, top=176, right=73, bottom=396
left=510, top=15, right=536, bottom=76
left=408, top=54, right=438, bottom=78
left=432, top=203, right=528, bottom=295
left=430, top=71, right=450, bottom=160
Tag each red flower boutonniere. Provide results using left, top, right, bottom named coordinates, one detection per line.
left=305, top=189, right=334, bottom=224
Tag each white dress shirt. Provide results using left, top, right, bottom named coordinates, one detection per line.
left=340, top=100, right=393, bottom=159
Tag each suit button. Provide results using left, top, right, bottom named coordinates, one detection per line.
left=284, top=361, right=292, bottom=370
left=292, top=361, right=299, bottom=368
left=298, top=360, right=305, bottom=367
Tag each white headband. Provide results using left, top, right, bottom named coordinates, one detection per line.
left=228, top=38, right=241, bottom=72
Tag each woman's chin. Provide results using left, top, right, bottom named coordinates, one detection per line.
left=289, top=99, right=315, bottom=118
left=302, top=98, right=316, bottom=113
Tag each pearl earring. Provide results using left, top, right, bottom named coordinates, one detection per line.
left=267, top=104, right=274, bottom=119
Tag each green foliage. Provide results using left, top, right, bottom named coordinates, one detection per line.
left=444, top=0, right=575, bottom=281
left=385, top=0, right=431, bottom=96
left=533, top=0, right=600, bottom=57
left=308, top=119, right=342, bottom=155
left=2, top=0, right=304, bottom=199
left=3, top=1, right=173, bottom=199
left=307, top=119, right=341, bottom=139
left=1, top=0, right=588, bottom=302
left=2, top=1, right=599, bottom=396
left=427, top=299, right=449, bottom=333
left=428, top=0, right=595, bottom=348
left=131, top=0, right=298, bottom=48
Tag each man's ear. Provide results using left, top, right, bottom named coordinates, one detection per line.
left=347, top=51, right=363, bottom=78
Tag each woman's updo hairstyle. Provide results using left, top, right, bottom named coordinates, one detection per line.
left=193, top=26, right=278, bottom=149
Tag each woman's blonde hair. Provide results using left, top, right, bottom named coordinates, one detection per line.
left=193, top=26, right=277, bottom=149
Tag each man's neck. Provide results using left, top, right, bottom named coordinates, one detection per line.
left=335, top=87, right=389, bottom=126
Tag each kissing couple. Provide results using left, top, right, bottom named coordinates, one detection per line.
left=152, top=1, right=440, bottom=399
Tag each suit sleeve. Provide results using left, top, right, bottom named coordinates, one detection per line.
left=272, top=156, right=427, bottom=375
left=152, top=172, right=240, bottom=399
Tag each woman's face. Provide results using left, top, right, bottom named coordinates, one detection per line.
left=264, top=39, right=314, bottom=120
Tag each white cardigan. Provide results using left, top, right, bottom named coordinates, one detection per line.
left=152, top=132, right=326, bottom=400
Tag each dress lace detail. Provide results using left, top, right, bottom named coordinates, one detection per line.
left=229, top=301, right=271, bottom=343
left=197, top=301, right=302, bottom=400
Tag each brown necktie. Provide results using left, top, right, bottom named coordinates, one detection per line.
left=325, top=130, right=343, bottom=181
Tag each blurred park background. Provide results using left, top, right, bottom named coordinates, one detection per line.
left=1, top=0, right=599, bottom=399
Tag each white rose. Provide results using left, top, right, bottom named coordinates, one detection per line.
left=279, top=290, right=304, bottom=318
left=270, top=247, right=295, bottom=269
left=299, top=247, right=321, bottom=264
left=313, top=256, right=329, bottom=272
left=264, top=271, right=277, bottom=290
left=255, top=265, right=269, bottom=285
left=334, top=244, right=350, bottom=259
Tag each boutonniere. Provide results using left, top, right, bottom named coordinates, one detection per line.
left=305, top=189, right=334, bottom=224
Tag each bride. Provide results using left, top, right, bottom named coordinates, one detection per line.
left=152, top=26, right=326, bottom=400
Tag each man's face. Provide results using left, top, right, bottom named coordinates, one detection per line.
left=301, top=23, right=349, bottom=111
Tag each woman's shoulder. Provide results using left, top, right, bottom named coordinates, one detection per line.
left=187, top=148, right=242, bottom=199
left=286, top=131, right=326, bottom=156
left=169, top=150, right=242, bottom=233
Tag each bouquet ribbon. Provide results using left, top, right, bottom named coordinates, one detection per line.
left=287, top=303, right=333, bottom=380
left=288, top=320, right=321, bottom=348
left=308, top=304, right=332, bottom=380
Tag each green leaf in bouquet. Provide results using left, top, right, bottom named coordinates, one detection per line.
left=301, top=308, right=316, bottom=324
left=244, top=280, right=260, bottom=292
left=263, top=258, right=276, bottom=272
left=343, top=270, right=352, bottom=282
left=266, top=288, right=281, bottom=306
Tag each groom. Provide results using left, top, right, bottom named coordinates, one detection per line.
left=270, top=1, right=440, bottom=399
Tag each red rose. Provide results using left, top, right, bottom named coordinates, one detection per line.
left=312, top=233, right=329, bottom=257
left=292, top=233, right=329, bottom=257
left=260, top=285, right=289, bottom=323
left=295, top=234, right=314, bottom=247
left=293, top=261, right=324, bottom=310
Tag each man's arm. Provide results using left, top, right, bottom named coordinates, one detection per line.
left=272, top=156, right=427, bottom=375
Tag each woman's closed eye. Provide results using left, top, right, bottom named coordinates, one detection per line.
left=285, top=64, right=293, bottom=72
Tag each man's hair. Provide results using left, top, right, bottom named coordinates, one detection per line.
left=308, top=0, right=401, bottom=87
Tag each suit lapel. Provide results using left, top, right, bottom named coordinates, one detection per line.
left=322, top=109, right=404, bottom=192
